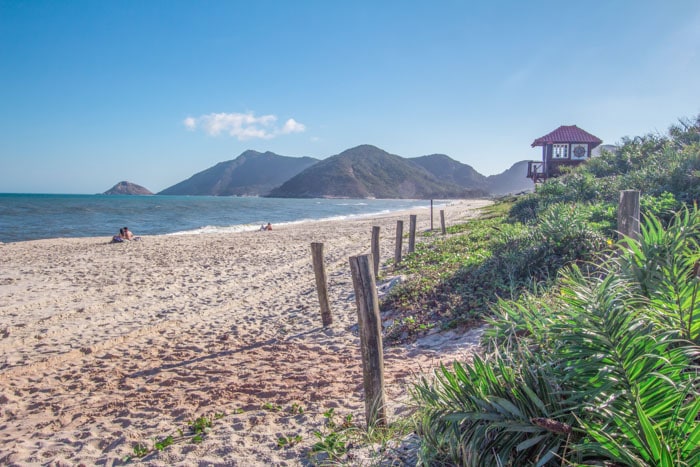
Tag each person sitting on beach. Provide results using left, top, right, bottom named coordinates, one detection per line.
left=265, top=222, right=272, bottom=231
left=111, top=229, right=125, bottom=243
left=259, top=224, right=267, bottom=231
left=123, top=226, right=142, bottom=241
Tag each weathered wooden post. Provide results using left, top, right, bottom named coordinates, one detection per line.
left=617, top=190, right=641, bottom=241
left=394, top=220, right=403, bottom=267
left=349, top=254, right=387, bottom=428
left=311, top=242, right=332, bottom=327
left=408, top=214, right=417, bottom=253
left=440, top=209, right=446, bottom=235
left=371, top=226, right=380, bottom=280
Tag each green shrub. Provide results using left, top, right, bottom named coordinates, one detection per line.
left=385, top=200, right=610, bottom=342
left=536, top=203, right=606, bottom=264
left=641, top=191, right=681, bottom=223
left=413, top=351, right=577, bottom=466
left=413, top=209, right=700, bottom=466
left=669, top=145, right=700, bottom=204
left=620, top=206, right=700, bottom=343
left=587, top=201, right=616, bottom=234
left=511, top=116, right=699, bottom=224
left=508, top=193, right=540, bottom=224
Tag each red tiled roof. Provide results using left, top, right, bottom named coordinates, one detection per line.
left=531, top=125, right=603, bottom=147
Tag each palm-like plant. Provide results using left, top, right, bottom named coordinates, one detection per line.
left=413, top=349, right=577, bottom=467
left=619, top=207, right=700, bottom=343
left=556, top=267, right=700, bottom=466
left=413, top=209, right=700, bottom=466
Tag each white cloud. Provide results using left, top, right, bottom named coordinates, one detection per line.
left=183, top=112, right=306, bottom=140
left=183, top=117, right=196, bottom=130
left=281, top=118, right=306, bottom=134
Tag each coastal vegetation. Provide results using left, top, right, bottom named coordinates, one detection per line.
left=123, top=413, right=224, bottom=462
left=381, top=116, right=700, bottom=465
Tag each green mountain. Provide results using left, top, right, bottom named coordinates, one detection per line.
left=158, top=150, right=318, bottom=196
left=410, top=155, right=534, bottom=196
left=267, top=145, right=486, bottom=199
left=410, top=154, right=487, bottom=190
left=485, top=161, right=534, bottom=195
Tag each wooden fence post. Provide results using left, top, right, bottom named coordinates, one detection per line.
left=349, top=254, right=387, bottom=428
left=440, top=209, right=446, bottom=235
left=311, top=242, right=332, bottom=327
left=394, top=220, right=403, bottom=267
left=408, top=214, right=417, bottom=253
left=618, top=190, right=641, bottom=241
left=430, top=199, right=434, bottom=230
left=371, top=226, right=380, bottom=280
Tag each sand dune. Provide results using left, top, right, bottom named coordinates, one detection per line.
left=0, top=199, right=490, bottom=465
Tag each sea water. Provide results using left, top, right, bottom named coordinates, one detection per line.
left=0, top=194, right=449, bottom=243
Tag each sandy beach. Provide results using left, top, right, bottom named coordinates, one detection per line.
left=0, top=199, right=490, bottom=466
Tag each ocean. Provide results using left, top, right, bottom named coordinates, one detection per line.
left=0, top=194, right=448, bottom=243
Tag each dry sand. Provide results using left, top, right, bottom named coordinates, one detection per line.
left=0, top=199, right=491, bottom=466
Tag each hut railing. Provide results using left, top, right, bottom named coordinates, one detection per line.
left=527, top=161, right=546, bottom=183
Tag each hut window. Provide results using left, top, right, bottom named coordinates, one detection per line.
left=552, top=144, right=569, bottom=159
left=571, top=144, right=588, bottom=159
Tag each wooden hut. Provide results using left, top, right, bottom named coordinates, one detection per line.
left=527, top=125, right=602, bottom=183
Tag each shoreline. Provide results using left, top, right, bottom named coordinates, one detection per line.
left=0, top=199, right=491, bottom=465
left=165, top=199, right=470, bottom=238
left=0, top=197, right=483, bottom=244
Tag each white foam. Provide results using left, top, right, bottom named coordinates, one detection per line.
left=167, top=224, right=262, bottom=236
left=165, top=202, right=434, bottom=237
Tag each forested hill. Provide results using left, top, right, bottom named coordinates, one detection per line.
left=485, top=160, right=532, bottom=195
left=409, top=155, right=533, bottom=196
left=158, top=150, right=318, bottom=196
left=153, top=145, right=534, bottom=198
left=409, top=154, right=487, bottom=189
left=267, top=145, right=488, bottom=199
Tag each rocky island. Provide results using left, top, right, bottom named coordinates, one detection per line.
left=103, top=181, right=153, bottom=195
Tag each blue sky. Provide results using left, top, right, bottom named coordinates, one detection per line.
left=1, top=1, right=699, bottom=194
